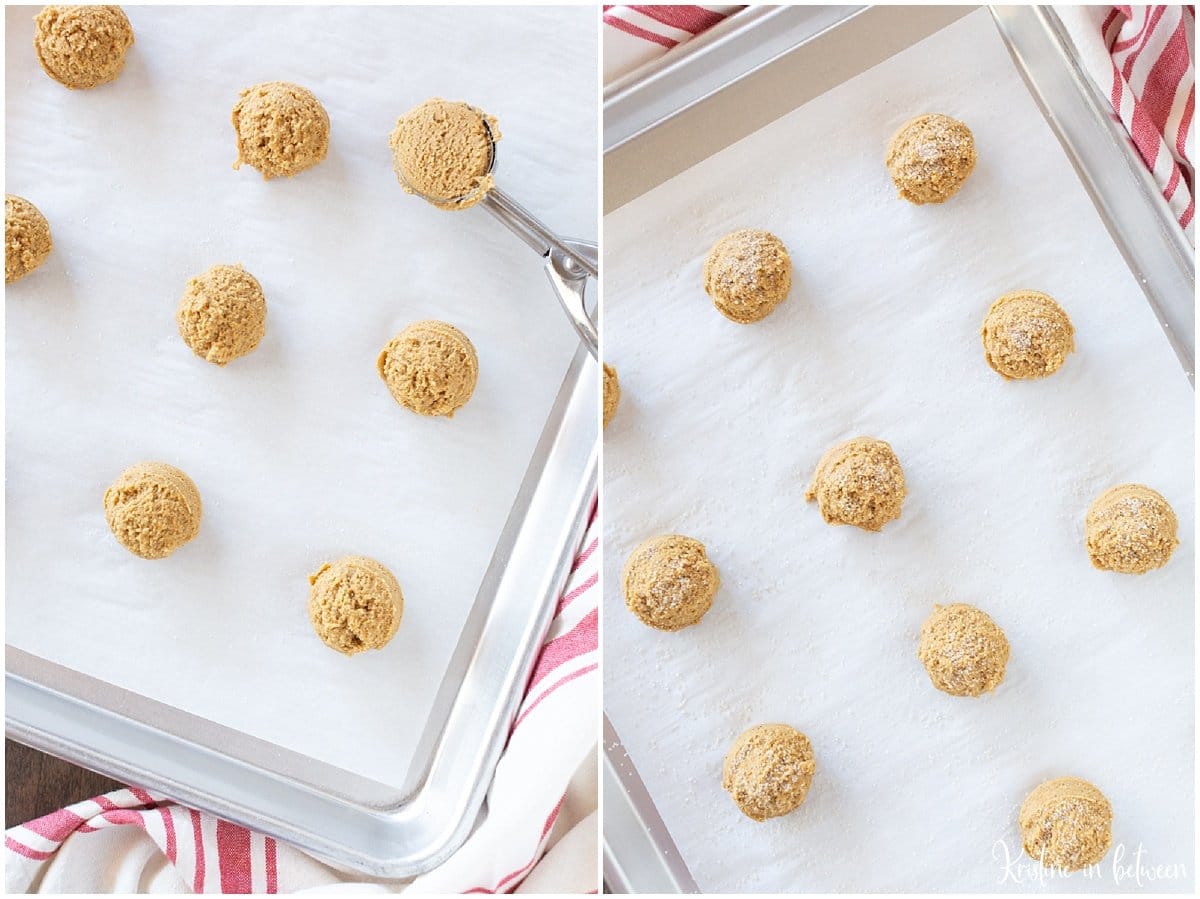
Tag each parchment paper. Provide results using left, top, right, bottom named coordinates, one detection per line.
left=5, top=5, right=595, bottom=790
left=603, top=10, right=1193, bottom=893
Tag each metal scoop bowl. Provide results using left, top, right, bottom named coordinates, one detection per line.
left=396, top=118, right=598, bottom=357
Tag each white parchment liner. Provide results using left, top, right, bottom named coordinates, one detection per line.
left=5, top=5, right=595, bottom=790
left=603, top=11, right=1193, bottom=893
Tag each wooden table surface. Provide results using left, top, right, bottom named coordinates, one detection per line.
left=5, top=740, right=124, bottom=829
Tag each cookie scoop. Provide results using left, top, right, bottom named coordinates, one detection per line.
left=389, top=98, right=597, bottom=355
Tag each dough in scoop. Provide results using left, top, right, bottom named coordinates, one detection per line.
left=308, top=555, right=403, bottom=655
left=34, top=5, right=134, bottom=90
left=5, top=195, right=53, bottom=284
left=702, top=229, right=792, bottom=323
left=982, top=290, right=1075, bottom=380
left=389, top=98, right=499, bottom=210
left=103, top=462, right=202, bottom=559
left=1085, top=483, right=1178, bottom=574
left=722, top=724, right=816, bottom=822
left=377, top=320, right=478, bottom=417
left=177, top=264, right=266, bottom=365
left=232, top=81, right=329, bottom=179
left=806, top=437, right=906, bottom=532
left=918, top=603, right=1009, bottom=697
left=886, top=113, right=977, bottom=204
left=1019, top=777, right=1113, bottom=871
left=622, top=534, right=719, bottom=631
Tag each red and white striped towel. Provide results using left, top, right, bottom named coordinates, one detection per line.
left=1034, top=6, right=1194, bottom=242
left=603, top=5, right=743, bottom=84
left=5, top=506, right=599, bottom=895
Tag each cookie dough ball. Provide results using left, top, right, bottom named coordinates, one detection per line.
left=34, top=5, right=134, bottom=90
left=6, top=195, right=53, bottom=284
left=981, top=290, right=1075, bottom=380
left=1085, top=483, right=1179, bottom=574
left=232, top=81, right=329, bottom=179
left=103, top=462, right=201, bottom=559
left=389, top=98, right=499, bottom=210
left=177, top=264, right=266, bottom=365
left=1019, top=777, right=1113, bottom=871
left=722, top=724, right=816, bottom=822
left=603, top=363, right=620, bottom=428
left=377, top=320, right=478, bottom=417
left=702, top=229, right=792, bottom=323
left=622, top=534, right=719, bottom=631
left=308, top=555, right=403, bottom=656
left=886, top=114, right=977, bottom=204
left=806, top=437, right=906, bottom=532
left=918, top=603, right=1009, bottom=697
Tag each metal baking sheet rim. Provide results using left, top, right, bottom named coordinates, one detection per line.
left=601, top=5, right=1195, bottom=893
left=6, top=345, right=598, bottom=879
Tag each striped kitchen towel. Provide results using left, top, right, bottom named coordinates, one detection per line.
left=4, top=504, right=599, bottom=894
left=1058, top=5, right=1195, bottom=242
left=603, top=5, right=743, bottom=84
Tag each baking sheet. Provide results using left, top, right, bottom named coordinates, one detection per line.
left=5, top=4, right=595, bottom=790
left=603, top=9, right=1193, bottom=893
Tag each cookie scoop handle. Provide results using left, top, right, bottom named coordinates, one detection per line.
left=482, top=189, right=598, bottom=356
left=545, top=238, right=598, bottom=357
left=482, top=189, right=598, bottom=279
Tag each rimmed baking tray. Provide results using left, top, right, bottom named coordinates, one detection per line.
left=602, top=4, right=1193, bottom=893
left=7, top=349, right=596, bottom=877
left=5, top=5, right=597, bottom=878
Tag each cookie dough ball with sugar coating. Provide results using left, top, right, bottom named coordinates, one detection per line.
left=34, top=5, right=134, bottom=90
left=982, top=290, right=1075, bottom=380
left=886, top=113, right=977, bottom=204
left=177, top=264, right=266, bottom=365
left=603, top=363, right=621, bottom=428
left=918, top=603, right=1010, bottom=697
left=1019, top=777, right=1113, bottom=871
left=389, top=98, right=499, bottom=210
left=722, top=724, right=816, bottom=822
left=377, top=320, right=479, bottom=418
left=104, top=462, right=202, bottom=559
left=622, top=534, right=720, bottom=631
left=702, top=229, right=792, bottom=323
left=1085, top=483, right=1178, bottom=574
left=806, top=437, right=906, bottom=532
left=232, top=81, right=330, bottom=179
left=5, top=195, right=53, bottom=284
left=308, top=555, right=404, bottom=655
